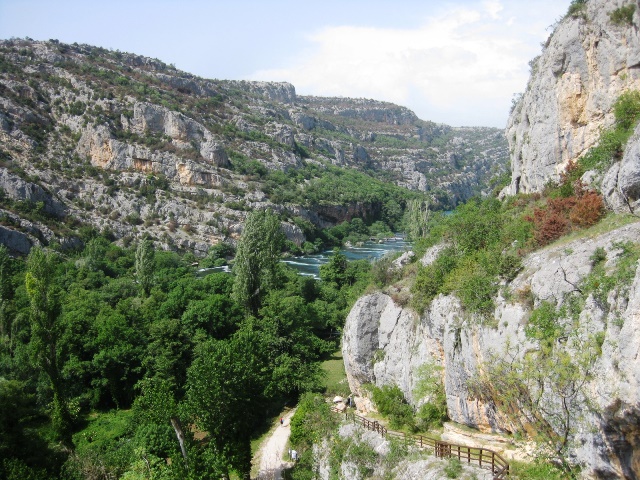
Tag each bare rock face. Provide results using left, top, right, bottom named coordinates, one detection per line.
left=0, top=168, right=66, bottom=217
left=506, top=0, right=640, bottom=195
left=343, top=293, right=389, bottom=394
left=0, top=225, right=34, bottom=254
left=280, top=222, right=305, bottom=246
left=602, top=122, right=640, bottom=212
left=266, top=122, right=295, bottom=147
left=343, top=221, right=640, bottom=477
left=77, top=122, right=227, bottom=188
left=228, top=80, right=296, bottom=103
left=128, top=102, right=229, bottom=167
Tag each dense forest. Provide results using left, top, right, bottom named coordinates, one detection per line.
left=0, top=208, right=376, bottom=480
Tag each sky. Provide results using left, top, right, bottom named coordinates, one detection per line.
left=0, top=0, right=571, bottom=128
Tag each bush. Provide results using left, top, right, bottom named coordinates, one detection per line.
left=371, top=385, right=415, bottom=431
left=510, top=460, right=567, bottom=480
left=609, top=4, right=636, bottom=25
left=124, top=212, right=142, bottom=225
left=525, top=301, right=562, bottom=346
left=566, top=0, right=587, bottom=18
left=613, top=90, right=640, bottom=130
left=289, top=393, right=336, bottom=449
left=499, top=252, right=523, bottom=281
left=590, top=247, right=607, bottom=266
left=569, top=192, right=604, bottom=227
left=443, top=458, right=463, bottom=478
left=527, top=184, right=604, bottom=247
left=411, top=247, right=459, bottom=312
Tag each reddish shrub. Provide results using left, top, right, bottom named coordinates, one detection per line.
left=570, top=191, right=605, bottom=227
left=530, top=208, right=570, bottom=246
left=526, top=190, right=605, bottom=246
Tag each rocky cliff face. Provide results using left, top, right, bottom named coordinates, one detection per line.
left=0, top=39, right=508, bottom=254
left=602, top=121, right=640, bottom=212
left=506, top=0, right=640, bottom=196
left=343, top=220, right=640, bottom=478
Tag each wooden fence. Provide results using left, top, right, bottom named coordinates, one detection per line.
left=332, top=408, right=509, bottom=479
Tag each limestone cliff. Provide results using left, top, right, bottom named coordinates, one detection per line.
left=0, top=39, right=508, bottom=254
left=506, top=0, right=640, bottom=196
left=343, top=220, right=640, bottom=478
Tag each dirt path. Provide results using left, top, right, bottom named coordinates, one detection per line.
left=254, top=408, right=297, bottom=480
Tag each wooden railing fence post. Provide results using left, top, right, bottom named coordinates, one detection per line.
left=329, top=407, right=508, bottom=477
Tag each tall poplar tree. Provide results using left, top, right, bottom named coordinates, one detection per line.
left=232, top=209, right=284, bottom=315
left=135, top=237, right=155, bottom=297
left=24, top=247, right=72, bottom=445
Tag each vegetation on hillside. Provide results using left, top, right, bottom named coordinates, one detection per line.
left=0, top=208, right=376, bottom=479
left=0, top=38, right=508, bottom=256
left=406, top=90, right=640, bottom=318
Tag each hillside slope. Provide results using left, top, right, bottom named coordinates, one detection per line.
left=0, top=39, right=507, bottom=255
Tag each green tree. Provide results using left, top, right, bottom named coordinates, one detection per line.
left=406, top=199, right=430, bottom=240
left=24, top=248, right=72, bottom=444
left=135, top=237, right=155, bottom=297
left=0, top=245, right=12, bottom=347
left=413, top=362, right=448, bottom=430
left=319, top=249, right=349, bottom=289
left=133, top=378, right=189, bottom=467
left=232, top=209, right=284, bottom=314
left=184, top=328, right=268, bottom=479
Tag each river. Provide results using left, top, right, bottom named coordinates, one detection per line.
left=197, top=237, right=411, bottom=279
left=281, top=237, right=411, bottom=279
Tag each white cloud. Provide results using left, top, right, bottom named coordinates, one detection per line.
left=483, top=0, right=504, bottom=19
left=248, top=1, right=569, bottom=127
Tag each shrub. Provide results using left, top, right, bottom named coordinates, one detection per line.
left=566, top=0, right=587, bottom=18
left=68, top=100, right=86, bottom=116
left=613, top=90, right=640, bottom=130
left=609, top=5, right=636, bottom=25
left=371, top=385, right=415, bottom=431
left=589, top=247, right=607, bottom=266
left=569, top=191, right=605, bottom=227
left=289, top=393, right=336, bottom=449
left=411, top=247, right=458, bottom=312
left=124, top=212, right=142, bottom=225
left=510, top=460, right=567, bottom=480
left=416, top=402, right=447, bottom=431
left=444, top=257, right=498, bottom=315
left=527, top=187, right=605, bottom=246
left=525, top=301, right=562, bottom=346
left=499, top=252, right=523, bottom=281
left=444, top=458, right=463, bottom=478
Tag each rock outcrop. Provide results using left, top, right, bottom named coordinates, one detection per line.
left=0, top=38, right=508, bottom=254
left=0, top=167, right=66, bottom=217
left=343, top=220, right=640, bottom=478
left=506, top=0, right=640, bottom=195
left=602, top=121, right=640, bottom=212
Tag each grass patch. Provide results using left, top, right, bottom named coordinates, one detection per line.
left=73, top=409, right=134, bottom=452
left=321, top=349, right=351, bottom=397
left=510, top=460, right=566, bottom=479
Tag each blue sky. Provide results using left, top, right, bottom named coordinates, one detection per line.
left=0, top=0, right=571, bottom=127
